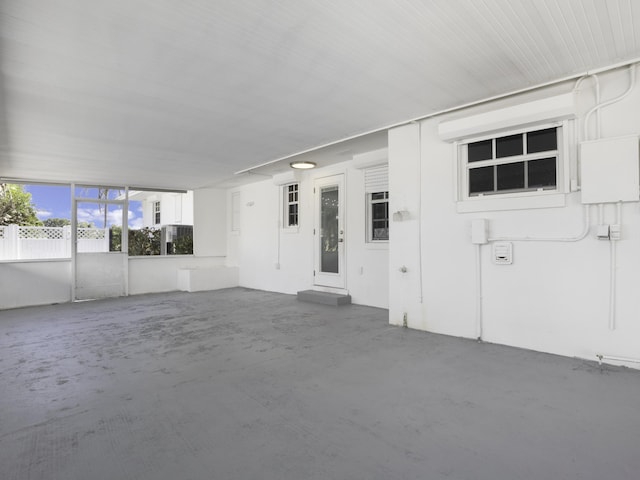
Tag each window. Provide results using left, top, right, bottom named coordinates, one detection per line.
left=153, top=201, right=161, bottom=225
left=126, top=190, right=193, bottom=256
left=464, top=126, right=559, bottom=197
left=368, top=191, right=389, bottom=241
left=284, top=183, right=299, bottom=228
left=364, top=164, right=389, bottom=242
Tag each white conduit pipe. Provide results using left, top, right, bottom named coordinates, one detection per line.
left=583, top=64, right=636, bottom=141
left=475, top=243, right=483, bottom=341
left=574, top=74, right=601, bottom=140
left=609, top=202, right=622, bottom=330
left=598, top=203, right=604, bottom=225
left=417, top=122, right=424, bottom=304
left=609, top=239, right=617, bottom=330
left=596, top=354, right=640, bottom=366
left=488, top=204, right=591, bottom=243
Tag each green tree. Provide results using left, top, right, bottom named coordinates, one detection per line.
left=173, top=233, right=193, bottom=255
left=44, top=218, right=95, bottom=228
left=43, top=218, right=70, bottom=227
left=109, top=225, right=122, bottom=252
left=0, top=184, right=42, bottom=226
left=129, top=227, right=161, bottom=256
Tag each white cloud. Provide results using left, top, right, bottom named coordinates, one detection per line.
left=36, top=209, right=53, bottom=219
left=128, top=215, right=144, bottom=229
left=75, top=206, right=143, bottom=229
left=77, top=207, right=104, bottom=227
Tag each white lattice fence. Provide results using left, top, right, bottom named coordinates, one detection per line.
left=0, top=226, right=8, bottom=260
left=0, top=225, right=109, bottom=260
left=77, top=227, right=109, bottom=253
left=18, top=226, right=69, bottom=259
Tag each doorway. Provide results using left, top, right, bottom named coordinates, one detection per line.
left=72, top=186, right=128, bottom=300
left=314, top=174, right=345, bottom=289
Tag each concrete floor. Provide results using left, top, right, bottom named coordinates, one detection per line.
left=1, top=288, right=639, bottom=480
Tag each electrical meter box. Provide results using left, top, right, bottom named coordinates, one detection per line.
left=580, top=135, right=639, bottom=204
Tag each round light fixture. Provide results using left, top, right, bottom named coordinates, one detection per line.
left=289, top=161, right=316, bottom=170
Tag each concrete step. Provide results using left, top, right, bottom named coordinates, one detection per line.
left=297, top=289, right=352, bottom=306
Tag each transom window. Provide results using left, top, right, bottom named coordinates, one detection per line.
left=464, top=126, right=559, bottom=196
left=284, top=183, right=299, bottom=228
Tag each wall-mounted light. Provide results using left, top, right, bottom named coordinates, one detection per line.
left=290, top=161, right=316, bottom=170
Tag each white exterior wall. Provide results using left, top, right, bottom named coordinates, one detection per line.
left=141, top=191, right=194, bottom=227
left=193, top=188, right=226, bottom=257
left=228, top=158, right=389, bottom=308
left=389, top=66, right=640, bottom=368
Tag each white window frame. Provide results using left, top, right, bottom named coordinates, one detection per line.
left=283, top=183, right=300, bottom=231
left=455, top=120, right=571, bottom=213
left=367, top=191, right=389, bottom=243
left=153, top=201, right=161, bottom=225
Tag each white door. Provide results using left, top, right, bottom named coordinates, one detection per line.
left=73, top=186, right=129, bottom=301
left=314, top=174, right=345, bottom=289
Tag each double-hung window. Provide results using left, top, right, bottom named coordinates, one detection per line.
left=368, top=192, right=389, bottom=241
left=365, top=165, right=389, bottom=243
left=284, top=183, right=299, bottom=228
left=153, top=201, right=161, bottom=225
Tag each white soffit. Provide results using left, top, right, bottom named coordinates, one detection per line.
left=0, top=1, right=639, bottom=189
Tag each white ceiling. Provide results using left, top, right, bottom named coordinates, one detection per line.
left=1, top=0, right=639, bottom=189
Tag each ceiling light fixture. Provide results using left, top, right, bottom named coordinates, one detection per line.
left=289, top=161, right=316, bottom=170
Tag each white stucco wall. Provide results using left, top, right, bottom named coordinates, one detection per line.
left=389, top=66, right=640, bottom=368
left=228, top=158, right=390, bottom=308
left=0, top=260, right=72, bottom=309
left=193, top=187, right=226, bottom=257
left=140, top=191, right=194, bottom=227
left=128, top=255, right=228, bottom=295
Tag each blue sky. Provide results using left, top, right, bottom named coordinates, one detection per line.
left=25, top=185, right=144, bottom=229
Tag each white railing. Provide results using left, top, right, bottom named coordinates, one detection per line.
left=0, top=225, right=109, bottom=260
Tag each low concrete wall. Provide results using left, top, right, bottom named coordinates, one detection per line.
left=0, top=259, right=72, bottom=310
left=128, top=255, right=230, bottom=295
left=177, top=266, right=239, bottom=292
left=1, top=255, right=235, bottom=310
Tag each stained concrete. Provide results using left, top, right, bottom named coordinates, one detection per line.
left=1, top=288, right=639, bottom=480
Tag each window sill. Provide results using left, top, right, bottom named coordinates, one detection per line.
left=456, top=192, right=566, bottom=213
left=281, top=227, right=299, bottom=234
